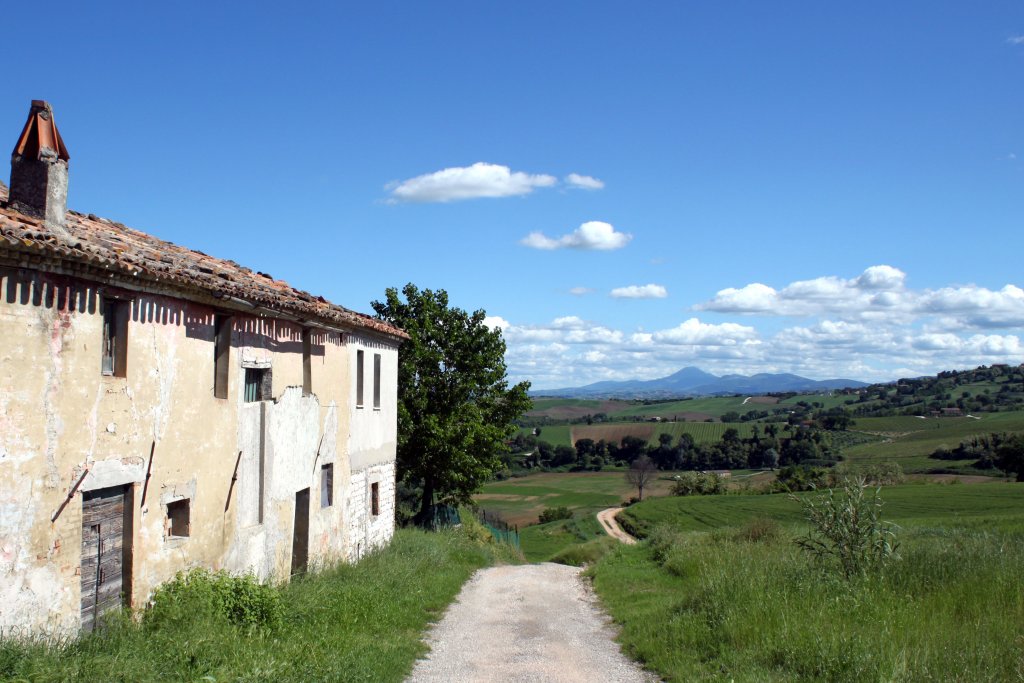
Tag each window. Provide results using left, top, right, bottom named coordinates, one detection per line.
left=302, top=328, right=312, bottom=396
left=244, top=368, right=272, bottom=402
left=356, top=350, right=364, bottom=407
left=371, top=482, right=379, bottom=517
left=320, top=464, right=333, bottom=508
left=373, top=354, right=381, bottom=409
left=101, top=299, right=128, bottom=377
left=213, top=315, right=231, bottom=399
left=167, top=499, right=190, bottom=538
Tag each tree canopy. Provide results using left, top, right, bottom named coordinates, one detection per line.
left=372, top=283, right=532, bottom=524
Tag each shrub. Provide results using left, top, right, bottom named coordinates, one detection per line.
left=671, top=471, right=724, bottom=496
left=146, top=568, right=283, bottom=631
left=792, top=476, right=899, bottom=579
left=770, top=464, right=827, bottom=493
left=538, top=506, right=573, bottom=523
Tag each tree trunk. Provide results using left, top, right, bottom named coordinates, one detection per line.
left=415, top=477, right=435, bottom=528
left=638, top=485, right=643, bottom=501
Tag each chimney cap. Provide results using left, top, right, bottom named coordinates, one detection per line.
left=13, top=100, right=69, bottom=162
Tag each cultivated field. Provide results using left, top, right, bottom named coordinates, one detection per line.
left=616, top=480, right=1023, bottom=538
left=476, top=471, right=678, bottom=528
left=844, top=411, right=1024, bottom=472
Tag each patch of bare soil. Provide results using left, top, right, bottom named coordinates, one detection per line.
left=747, top=396, right=780, bottom=405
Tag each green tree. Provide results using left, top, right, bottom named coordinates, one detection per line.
left=995, top=434, right=1024, bottom=481
left=372, top=283, right=531, bottom=525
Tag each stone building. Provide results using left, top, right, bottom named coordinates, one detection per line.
left=0, top=101, right=406, bottom=633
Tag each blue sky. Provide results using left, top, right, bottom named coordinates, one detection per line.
left=4, top=2, right=1023, bottom=389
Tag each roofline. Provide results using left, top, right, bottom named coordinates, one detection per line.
left=0, top=216, right=409, bottom=343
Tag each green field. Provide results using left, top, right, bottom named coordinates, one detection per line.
left=516, top=424, right=573, bottom=448
left=477, top=471, right=678, bottom=527
left=778, top=393, right=858, bottom=410
left=590, top=483, right=1024, bottom=681
left=844, top=411, right=1024, bottom=472
left=608, top=395, right=754, bottom=419
left=616, top=481, right=1024, bottom=538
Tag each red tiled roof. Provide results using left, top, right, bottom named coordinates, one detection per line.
left=0, top=182, right=407, bottom=341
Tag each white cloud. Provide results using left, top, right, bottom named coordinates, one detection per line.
left=569, top=286, right=594, bottom=296
left=698, top=265, right=912, bottom=318
left=387, top=162, right=556, bottom=203
left=521, top=221, right=633, bottom=251
left=483, top=315, right=509, bottom=331
left=1008, top=35, right=1024, bottom=45
left=610, top=284, right=668, bottom=299
left=498, top=266, right=1024, bottom=390
left=919, top=284, right=1024, bottom=328
left=565, top=173, right=605, bottom=190
left=652, top=318, right=758, bottom=346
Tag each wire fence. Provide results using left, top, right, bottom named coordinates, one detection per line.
left=478, top=508, right=520, bottom=549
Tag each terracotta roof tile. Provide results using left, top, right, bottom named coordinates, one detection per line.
left=0, top=183, right=407, bottom=340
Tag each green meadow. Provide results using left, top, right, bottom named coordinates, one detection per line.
left=590, top=481, right=1024, bottom=681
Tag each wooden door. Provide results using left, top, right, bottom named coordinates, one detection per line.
left=81, top=486, right=128, bottom=631
left=291, top=488, right=310, bottom=575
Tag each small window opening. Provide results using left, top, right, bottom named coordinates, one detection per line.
left=356, top=350, right=365, bottom=407
left=302, top=328, right=312, bottom=396
left=244, top=368, right=272, bottom=402
left=167, top=499, right=190, bottom=538
left=101, top=299, right=129, bottom=377
left=373, top=354, right=382, bottom=409
left=214, top=315, right=231, bottom=399
left=371, top=482, right=380, bottom=517
left=320, top=464, right=333, bottom=508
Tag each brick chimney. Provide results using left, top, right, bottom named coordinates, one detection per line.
left=10, top=100, right=70, bottom=235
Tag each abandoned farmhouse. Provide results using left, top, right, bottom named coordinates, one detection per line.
left=0, top=101, right=407, bottom=633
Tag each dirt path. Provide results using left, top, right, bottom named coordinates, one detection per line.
left=406, top=563, right=655, bottom=683
left=597, top=507, right=638, bottom=545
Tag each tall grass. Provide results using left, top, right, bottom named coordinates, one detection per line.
left=589, top=522, right=1024, bottom=681
left=0, top=528, right=518, bottom=682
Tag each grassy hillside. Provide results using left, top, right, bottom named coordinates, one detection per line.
left=617, top=481, right=1023, bottom=538
left=590, top=490, right=1024, bottom=681
left=844, top=411, right=1024, bottom=472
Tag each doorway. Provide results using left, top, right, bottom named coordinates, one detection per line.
left=291, top=488, right=310, bottom=575
left=80, top=485, right=131, bottom=631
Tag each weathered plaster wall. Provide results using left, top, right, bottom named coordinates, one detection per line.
left=1, top=267, right=397, bottom=634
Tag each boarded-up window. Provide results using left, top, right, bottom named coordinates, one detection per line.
left=213, top=315, right=231, bottom=399
left=373, top=354, right=382, bottom=409
left=371, top=482, right=380, bottom=516
left=244, top=368, right=272, bottom=402
left=101, top=299, right=129, bottom=377
left=167, top=499, right=190, bottom=538
left=356, top=350, right=365, bottom=407
left=302, top=328, right=312, bottom=396
left=320, top=464, right=333, bottom=508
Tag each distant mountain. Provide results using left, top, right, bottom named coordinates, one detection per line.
left=531, top=366, right=868, bottom=399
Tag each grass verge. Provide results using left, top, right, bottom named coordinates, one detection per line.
left=0, top=527, right=518, bottom=682
left=589, top=518, right=1024, bottom=681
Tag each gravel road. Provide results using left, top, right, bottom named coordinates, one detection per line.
left=406, top=563, right=656, bottom=683
left=597, top=508, right=638, bottom=545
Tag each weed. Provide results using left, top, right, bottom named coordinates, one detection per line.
left=792, top=476, right=899, bottom=578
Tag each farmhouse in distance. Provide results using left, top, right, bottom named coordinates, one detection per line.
left=0, top=101, right=406, bottom=633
